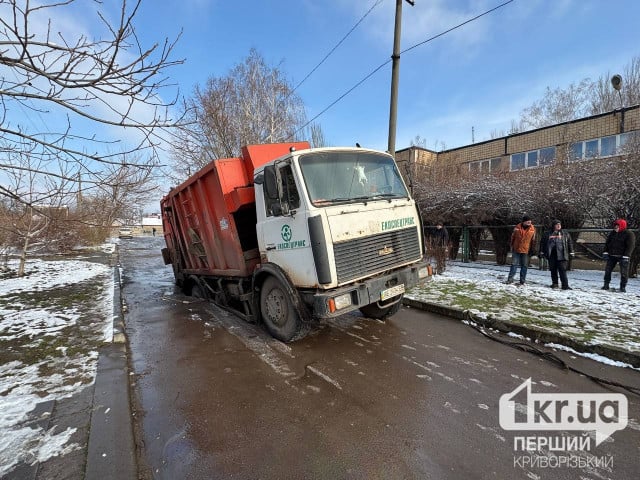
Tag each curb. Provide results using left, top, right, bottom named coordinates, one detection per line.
left=403, top=298, right=640, bottom=369
left=84, top=245, right=137, bottom=480
left=112, top=257, right=127, bottom=344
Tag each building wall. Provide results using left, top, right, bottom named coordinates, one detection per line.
left=413, top=105, right=640, bottom=173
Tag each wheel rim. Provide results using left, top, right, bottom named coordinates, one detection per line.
left=264, top=286, right=287, bottom=327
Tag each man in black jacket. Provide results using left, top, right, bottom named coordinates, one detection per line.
left=428, top=222, right=449, bottom=274
left=602, top=219, right=636, bottom=293
left=539, top=219, right=574, bottom=290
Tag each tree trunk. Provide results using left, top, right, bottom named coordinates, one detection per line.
left=18, top=234, right=30, bottom=277
left=489, top=227, right=512, bottom=265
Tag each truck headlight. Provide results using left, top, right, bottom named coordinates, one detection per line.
left=329, top=293, right=352, bottom=313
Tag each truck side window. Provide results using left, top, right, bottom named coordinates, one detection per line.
left=281, top=164, right=300, bottom=211
left=263, top=164, right=300, bottom=217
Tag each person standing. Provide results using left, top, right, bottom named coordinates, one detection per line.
left=602, top=219, right=636, bottom=293
left=430, top=222, right=449, bottom=274
left=539, top=220, right=574, bottom=290
left=506, top=216, right=536, bottom=285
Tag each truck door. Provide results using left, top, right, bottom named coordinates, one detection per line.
left=259, top=162, right=318, bottom=287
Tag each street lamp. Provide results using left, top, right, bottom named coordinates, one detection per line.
left=611, top=74, right=624, bottom=132
left=387, top=0, right=415, bottom=158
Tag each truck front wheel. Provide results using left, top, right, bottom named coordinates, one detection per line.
left=359, top=295, right=403, bottom=319
left=260, top=276, right=302, bottom=342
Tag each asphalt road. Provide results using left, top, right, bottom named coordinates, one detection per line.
left=120, top=237, right=640, bottom=480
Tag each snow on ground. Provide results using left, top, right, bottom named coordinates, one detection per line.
left=0, top=246, right=114, bottom=477
left=406, top=261, right=640, bottom=359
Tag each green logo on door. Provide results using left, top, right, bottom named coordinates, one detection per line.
left=281, top=225, right=292, bottom=242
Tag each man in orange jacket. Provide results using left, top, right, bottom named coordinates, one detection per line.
left=506, top=216, right=536, bottom=285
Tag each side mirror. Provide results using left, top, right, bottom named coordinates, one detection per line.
left=264, top=166, right=278, bottom=200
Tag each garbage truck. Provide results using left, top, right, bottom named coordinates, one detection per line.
left=161, top=142, right=429, bottom=341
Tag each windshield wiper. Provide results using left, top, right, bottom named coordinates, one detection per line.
left=317, top=194, right=405, bottom=206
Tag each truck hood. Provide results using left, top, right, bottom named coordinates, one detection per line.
left=324, top=200, right=419, bottom=242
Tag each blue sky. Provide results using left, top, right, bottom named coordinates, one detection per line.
left=3, top=0, right=640, bottom=214
left=128, top=0, right=640, bottom=152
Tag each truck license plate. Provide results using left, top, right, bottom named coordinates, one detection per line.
left=380, top=284, right=405, bottom=301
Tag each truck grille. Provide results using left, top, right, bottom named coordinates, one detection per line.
left=333, top=228, right=421, bottom=283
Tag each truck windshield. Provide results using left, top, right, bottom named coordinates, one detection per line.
left=298, top=151, right=409, bottom=206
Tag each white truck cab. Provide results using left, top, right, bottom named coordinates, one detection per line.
left=253, top=146, right=428, bottom=329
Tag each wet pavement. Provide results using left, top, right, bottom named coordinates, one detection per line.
left=119, top=237, right=640, bottom=480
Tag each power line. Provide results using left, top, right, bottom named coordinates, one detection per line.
left=401, top=0, right=514, bottom=55
left=291, top=0, right=384, bottom=94
left=294, top=0, right=515, bottom=138
left=259, top=0, right=384, bottom=144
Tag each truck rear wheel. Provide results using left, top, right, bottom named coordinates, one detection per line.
left=359, top=295, right=403, bottom=319
left=260, top=276, right=302, bottom=342
left=191, top=283, right=206, bottom=299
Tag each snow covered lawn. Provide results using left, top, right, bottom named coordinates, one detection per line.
left=406, top=261, right=640, bottom=356
left=0, top=246, right=115, bottom=477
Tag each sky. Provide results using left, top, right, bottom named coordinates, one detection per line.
left=3, top=0, right=640, bottom=214
left=0, top=245, right=638, bottom=476
left=125, top=0, right=640, bottom=152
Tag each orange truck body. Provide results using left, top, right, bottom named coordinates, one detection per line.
left=161, top=142, right=310, bottom=280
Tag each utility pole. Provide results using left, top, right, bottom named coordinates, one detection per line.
left=387, top=0, right=414, bottom=158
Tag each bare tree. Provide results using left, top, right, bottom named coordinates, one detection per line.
left=591, top=56, right=640, bottom=113
left=518, top=79, right=594, bottom=131
left=515, top=55, right=640, bottom=131
left=77, top=156, right=157, bottom=229
left=172, top=49, right=309, bottom=175
left=0, top=0, right=183, bottom=211
left=308, top=122, right=327, bottom=148
left=0, top=146, right=74, bottom=275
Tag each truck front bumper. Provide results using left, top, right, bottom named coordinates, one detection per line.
left=307, top=262, right=429, bottom=319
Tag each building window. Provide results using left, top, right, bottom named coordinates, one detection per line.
left=585, top=139, right=598, bottom=158
left=619, top=131, right=639, bottom=152
left=469, top=157, right=501, bottom=173
left=540, top=147, right=555, bottom=166
left=510, top=153, right=525, bottom=171
left=510, top=147, right=555, bottom=171
left=570, top=143, right=583, bottom=160
left=571, top=133, right=630, bottom=161
left=600, top=136, right=616, bottom=156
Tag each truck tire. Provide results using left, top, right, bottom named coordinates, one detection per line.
left=260, top=276, right=302, bottom=342
left=191, top=283, right=206, bottom=299
left=359, top=295, right=403, bottom=319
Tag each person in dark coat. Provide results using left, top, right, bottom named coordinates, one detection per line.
left=539, top=219, right=574, bottom=290
left=602, top=219, right=636, bottom=292
left=428, top=221, right=449, bottom=274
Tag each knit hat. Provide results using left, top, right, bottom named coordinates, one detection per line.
left=613, top=219, right=627, bottom=231
left=552, top=219, right=561, bottom=227
left=522, top=215, right=531, bottom=223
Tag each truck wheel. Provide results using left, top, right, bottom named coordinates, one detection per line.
left=359, top=295, right=403, bottom=319
left=260, top=276, right=302, bottom=342
left=191, top=283, right=206, bottom=299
